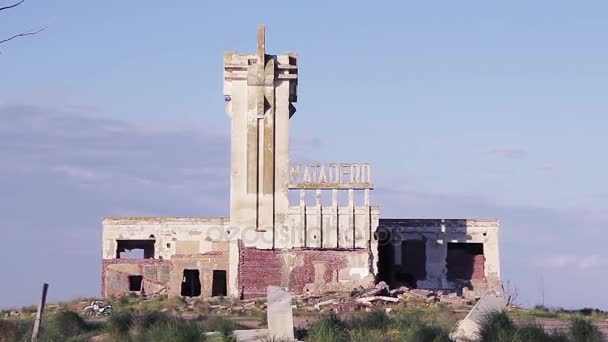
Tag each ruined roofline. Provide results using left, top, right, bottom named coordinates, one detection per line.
left=103, top=216, right=230, bottom=225
left=379, top=218, right=498, bottom=226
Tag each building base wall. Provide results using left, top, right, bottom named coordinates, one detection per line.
left=102, top=250, right=231, bottom=298
left=238, top=245, right=374, bottom=299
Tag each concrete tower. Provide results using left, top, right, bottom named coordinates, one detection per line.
left=223, top=25, right=298, bottom=238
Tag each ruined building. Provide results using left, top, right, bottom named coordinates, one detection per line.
left=101, top=26, right=500, bottom=299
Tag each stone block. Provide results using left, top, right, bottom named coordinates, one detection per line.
left=267, top=286, right=294, bottom=341
left=451, top=294, right=507, bottom=341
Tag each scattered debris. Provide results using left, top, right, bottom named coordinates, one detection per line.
left=356, top=296, right=400, bottom=304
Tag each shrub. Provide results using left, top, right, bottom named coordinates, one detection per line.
left=104, top=312, right=236, bottom=342
left=569, top=317, right=604, bottom=342
left=0, top=319, right=32, bottom=342
left=20, top=305, right=37, bottom=314
left=346, top=310, right=390, bottom=330
left=478, top=310, right=517, bottom=342
left=410, top=325, right=451, bottom=342
left=39, top=310, right=91, bottom=342
left=106, top=311, right=135, bottom=340
left=306, top=314, right=347, bottom=342
left=348, top=328, right=385, bottom=342
left=143, top=317, right=207, bottom=342
left=511, top=323, right=554, bottom=342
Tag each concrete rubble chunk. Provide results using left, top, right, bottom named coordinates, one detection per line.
left=450, top=294, right=508, bottom=341
left=389, top=286, right=410, bottom=296
left=314, top=299, right=338, bottom=310
left=362, top=281, right=390, bottom=297
left=267, top=286, right=294, bottom=341
left=408, top=289, right=434, bottom=298
left=356, top=296, right=400, bottom=303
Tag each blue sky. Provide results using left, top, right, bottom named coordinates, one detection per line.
left=1, top=0, right=607, bottom=309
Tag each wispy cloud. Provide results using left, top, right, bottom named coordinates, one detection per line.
left=480, top=147, right=528, bottom=159
left=536, top=164, right=558, bottom=173
left=0, top=102, right=231, bottom=307
left=538, top=255, right=608, bottom=270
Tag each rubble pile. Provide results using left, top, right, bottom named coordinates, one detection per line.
left=292, top=282, right=478, bottom=314
left=173, top=282, right=478, bottom=316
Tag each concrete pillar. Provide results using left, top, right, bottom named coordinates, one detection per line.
left=224, top=25, right=298, bottom=240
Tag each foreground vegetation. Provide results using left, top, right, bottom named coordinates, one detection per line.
left=304, top=309, right=452, bottom=342
left=1, top=295, right=606, bottom=341
left=0, top=310, right=239, bottom=342
left=302, top=309, right=605, bottom=342
left=478, top=311, right=604, bottom=342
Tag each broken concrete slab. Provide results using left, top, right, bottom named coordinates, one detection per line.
left=389, top=286, right=409, bottom=296
left=356, top=296, right=400, bottom=304
left=267, top=286, right=294, bottom=341
left=451, top=294, right=508, bottom=341
left=314, top=299, right=338, bottom=310
left=408, top=289, right=434, bottom=299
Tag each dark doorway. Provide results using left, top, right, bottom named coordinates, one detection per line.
left=376, top=230, right=395, bottom=285
left=181, top=269, right=201, bottom=297
left=128, top=275, right=143, bottom=291
left=211, top=270, right=227, bottom=297
left=398, top=239, right=427, bottom=288
left=446, top=243, right=485, bottom=280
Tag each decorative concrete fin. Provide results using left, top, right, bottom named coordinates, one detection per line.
left=257, top=24, right=265, bottom=64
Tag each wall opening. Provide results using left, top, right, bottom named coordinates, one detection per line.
left=116, top=240, right=155, bottom=259
left=446, top=242, right=485, bottom=280
left=211, top=270, right=228, bottom=297
left=376, top=229, right=394, bottom=286
left=128, top=275, right=143, bottom=291
left=397, top=239, right=427, bottom=288
left=181, top=269, right=201, bottom=297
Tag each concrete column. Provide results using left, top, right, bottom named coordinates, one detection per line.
left=223, top=25, right=298, bottom=242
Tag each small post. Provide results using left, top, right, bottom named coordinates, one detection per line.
left=31, top=283, right=49, bottom=342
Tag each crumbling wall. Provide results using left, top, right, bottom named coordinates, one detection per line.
left=102, top=259, right=172, bottom=298
left=102, top=217, right=232, bottom=260
left=239, top=245, right=373, bottom=298
left=378, top=219, right=500, bottom=295
left=168, top=250, right=230, bottom=298
left=102, top=250, right=231, bottom=299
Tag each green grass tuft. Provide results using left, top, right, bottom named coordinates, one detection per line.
left=569, top=317, right=605, bottom=342
left=306, top=314, right=348, bottom=342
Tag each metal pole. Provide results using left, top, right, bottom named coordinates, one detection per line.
left=31, top=283, right=49, bottom=342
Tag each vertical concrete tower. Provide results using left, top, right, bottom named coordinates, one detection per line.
left=223, top=25, right=298, bottom=243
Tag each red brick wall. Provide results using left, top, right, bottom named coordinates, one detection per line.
left=446, top=246, right=485, bottom=280
left=238, top=244, right=369, bottom=298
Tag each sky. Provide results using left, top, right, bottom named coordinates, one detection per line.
left=1, top=0, right=607, bottom=309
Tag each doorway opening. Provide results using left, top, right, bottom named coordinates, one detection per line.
left=397, top=239, right=427, bottom=288
left=181, top=269, right=201, bottom=297
left=211, top=270, right=228, bottom=297
left=128, top=275, right=143, bottom=291
left=446, top=243, right=485, bottom=280
left=376, top=229, right=394, bottom=285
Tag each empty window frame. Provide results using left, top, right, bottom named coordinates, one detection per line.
left=116, top=240, right=155, bottom=259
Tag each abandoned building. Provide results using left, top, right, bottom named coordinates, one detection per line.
left=101, top=26, right=501, bottom=300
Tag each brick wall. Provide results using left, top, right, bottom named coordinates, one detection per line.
left=238, top=244, right=370, bottom=298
